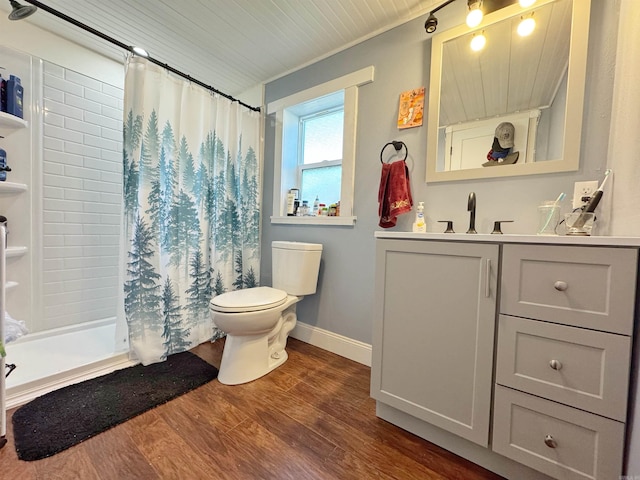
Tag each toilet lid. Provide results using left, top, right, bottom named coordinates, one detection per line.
left=210, top=286, right=288, bottom=313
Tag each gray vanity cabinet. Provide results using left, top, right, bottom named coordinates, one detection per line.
left=373, top=235, right=640, bottom=480
left=371, top=239, right=499, bottom=447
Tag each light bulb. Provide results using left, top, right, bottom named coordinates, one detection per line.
left=470, top=33, right=486, bottom=51
left=517, top=17, right=536, bottom=36
left=466, top=8, right=483, bottom=28
left=519, top=0, right=536, bottom=7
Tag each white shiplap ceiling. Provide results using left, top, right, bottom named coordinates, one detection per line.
left=3, top=0, right=440, bottom=102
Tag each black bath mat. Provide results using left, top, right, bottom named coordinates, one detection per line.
left=12, top=351, right=218, bottom=461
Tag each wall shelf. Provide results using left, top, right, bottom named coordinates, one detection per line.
left=0, top=182, right=28, bottom=194
left=6, top=246, right=27, bottom=258
left=0, top=111, right=28, bottom=130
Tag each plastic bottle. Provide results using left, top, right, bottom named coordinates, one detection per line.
left=300, top=200, right=309, bottom=216
left=286, top=190, right=296, bottom=216
left=0, top=148, right=10, bottom=182
left=412, top=202, right=426, bottom=233
left=6, top=75, right=23, bottom=118
left=0, top=73, right=6, bottom=112
left=312, top=195, right=319, bottom=216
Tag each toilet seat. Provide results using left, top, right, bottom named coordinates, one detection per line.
left=210, top=286, right=287, bottom=313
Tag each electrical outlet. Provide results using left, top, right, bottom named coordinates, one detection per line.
left=573, top=181, right=599, bottom=209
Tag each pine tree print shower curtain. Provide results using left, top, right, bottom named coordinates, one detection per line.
left=121, top=57, right=261, bottom=365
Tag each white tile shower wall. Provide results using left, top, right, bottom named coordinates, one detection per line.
left=42, top=62, right=123, bottom=329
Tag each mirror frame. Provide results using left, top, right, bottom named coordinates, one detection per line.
left=426, top=0, right=591, bottom=183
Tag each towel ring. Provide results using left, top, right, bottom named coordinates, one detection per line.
left=380, top=141, right=408, bottom=163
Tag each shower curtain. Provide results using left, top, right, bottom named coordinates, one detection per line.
left=120, top=57, right=261, bottom=365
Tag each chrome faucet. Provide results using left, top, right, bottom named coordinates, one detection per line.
left=467, top=192, right=477, bottom=234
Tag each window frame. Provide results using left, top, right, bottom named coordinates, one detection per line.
left=267, top=66, right=374, bottom=226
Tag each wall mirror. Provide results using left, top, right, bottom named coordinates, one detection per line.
left=426, top=0, right=591, bottom=182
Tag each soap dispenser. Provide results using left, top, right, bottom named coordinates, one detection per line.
left=412, top=202, right=426, bottom=233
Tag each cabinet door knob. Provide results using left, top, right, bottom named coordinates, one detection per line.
left=554, top=281, right=568, bottom=291
left=549, top=359, right=563, bottom=370
left=544, top=435, right=558, bottom=448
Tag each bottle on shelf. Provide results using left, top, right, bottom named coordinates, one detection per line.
left=0, top=148, right=11, bottom=182
left=312, top=195, right=320, bottom=216
left=286, top=189, right=296, bottom=216
left=300, top=200, right=309, bottom=216
left=6, top=75, right=23, bottom=118
left=0, top=70, right=6, bottom=112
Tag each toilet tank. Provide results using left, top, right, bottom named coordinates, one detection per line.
left=272, top=241, right=322, bottom=296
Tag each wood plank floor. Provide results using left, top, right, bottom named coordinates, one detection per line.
left=1, top=338, right=505, bottom=479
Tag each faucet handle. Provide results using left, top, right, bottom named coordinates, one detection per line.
left=491, top=220, right=513, bottom=234
left=438, top=220, right=455, bottom=233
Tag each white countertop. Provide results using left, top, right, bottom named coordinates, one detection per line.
left=374, top=231, right=640, bottom=247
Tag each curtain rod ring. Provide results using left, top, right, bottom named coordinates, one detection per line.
left=380, top=141, right=408, bottom=163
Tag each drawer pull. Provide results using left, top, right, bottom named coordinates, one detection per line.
left=554, top=280, right=568, bottom=291
left=549, top=359, right=563, bottom=370
left=544, top=435, right=558, bottom=448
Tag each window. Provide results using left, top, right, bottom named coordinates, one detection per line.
left=268, top=66, right=374, bottom=225
left=299, top=104, right=343, bottom=207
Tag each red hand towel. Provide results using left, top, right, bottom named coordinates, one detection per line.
left=378, top=160, right=413, bottom=228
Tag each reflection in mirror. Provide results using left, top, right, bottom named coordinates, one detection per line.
left=426, top=0, right=591, bottom=182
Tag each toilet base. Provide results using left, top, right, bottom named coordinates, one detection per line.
left=217, top=305, right=297, bottom=385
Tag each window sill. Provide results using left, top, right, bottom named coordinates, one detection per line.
left=270, top=216, right=356, bottom=226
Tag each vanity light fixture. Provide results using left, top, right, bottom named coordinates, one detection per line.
left=466, top=0, right=483, bottom=28
left=424, top=0, right=533, bottom=36
left=424, top=0, right=457, bottom=34
left=425, top=13, right=438, bottom=33
left=517, top=14, right=536, bottom=36
left=470, top=32, right=486, bottom=51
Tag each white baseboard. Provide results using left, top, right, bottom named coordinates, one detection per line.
left=291, top=322, right=372, bottom=367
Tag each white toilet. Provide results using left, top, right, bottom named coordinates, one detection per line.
left=209, top=241, right=322, bottom=385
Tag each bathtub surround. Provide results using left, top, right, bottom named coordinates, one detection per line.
left=121, top=57, right=261, bottom=365
left=43, top=61, right=123, bottom=331
left=11, top=350, right=218, bottom=461
left=0, top=45, right=132, bottom=411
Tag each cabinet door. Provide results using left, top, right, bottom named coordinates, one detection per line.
left=371, top=239, right=499, bottom=447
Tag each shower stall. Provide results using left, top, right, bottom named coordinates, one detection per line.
left=2, top=45, right=133, bottom=408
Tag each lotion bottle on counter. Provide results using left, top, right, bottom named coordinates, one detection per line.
left=412, top=202, right=426, bottom=233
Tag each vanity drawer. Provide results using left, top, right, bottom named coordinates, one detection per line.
left=496, top=315, right=631, bottom=421
left=492, top=385, right=625, bottom=480
left=500, top=244, right=637, bottom=335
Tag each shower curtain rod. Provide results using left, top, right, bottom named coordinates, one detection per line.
left=23, top=0, right=261, bottom=113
